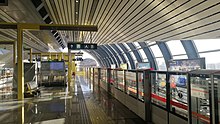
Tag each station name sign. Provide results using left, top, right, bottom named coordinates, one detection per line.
left=68, top=42, right=97, bottom=50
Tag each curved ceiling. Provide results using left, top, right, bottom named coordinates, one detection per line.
left=0, top=0, right=219, bottom=55
left=41, top=0, right=220, bottom=45
left=0, top=0, right=220, bottom=48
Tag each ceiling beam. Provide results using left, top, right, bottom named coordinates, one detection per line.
left=0, top=23, right=98, bottom=31
left=0, top=41, right=15, bottom=44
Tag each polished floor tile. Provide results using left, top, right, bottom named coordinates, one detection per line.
left=0, top=76, right=146, bottom=124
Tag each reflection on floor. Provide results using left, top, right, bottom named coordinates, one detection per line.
left=0, top=76, right=146, bottom=124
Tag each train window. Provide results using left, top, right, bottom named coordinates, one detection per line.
left=117, top=70, right=125, bottom=92
left=126, top=71, right=137, bottom=98
left=169, top=74, right=188, bottom=117
left=151, top=72, right=167, bottom=108
left=190, top=76, right=211, bottom=124
left=138, top=72, right=144, bottom=101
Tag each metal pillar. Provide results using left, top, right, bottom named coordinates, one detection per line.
left=181, top=40, right=199, bottom=59
left=17, top=24, right=24, bottom=100
left=90, top=51, right=105, bottom=67
left=40, top=53, right=42, bottom=61
left=18, top=105, right=24, bottom=124
left=30, top=48, right=32, bottom=63
left=105, top=45, right=122, bottom=65
left=58, top=53, right=62, bottom=61
left=13, top=42, right=16, bottom=66
left=111, top=44, right=127, bottom=63
left=92, top=51, right=106, bottom=67
left=100, top=45, right=118, bottom=67
left=139, top=42, right=158, bottom=70
left=68, top=49, right=72, bottom=88
left=118, top=43, right=135, bottom=69
left=97, top=47, right=114, bottom=65
left=157, top=41, right=172, bottom=67
left=96, top=49, right=111, bottom=67
left=127, top=43, right=142, bottom=62
left=144, top=70, right=152, bottom=122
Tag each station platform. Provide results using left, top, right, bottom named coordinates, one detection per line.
left=0, top=76, right=146, bottom=124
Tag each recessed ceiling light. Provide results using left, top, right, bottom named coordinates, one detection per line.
left=76, top=0, right=78, bottom=2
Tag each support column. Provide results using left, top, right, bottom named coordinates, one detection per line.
left=17, top=25, right=24, bottom=100
left=68, top=49, right=72, bottom=89
left=72, top=54, right=76, bottom=81
left=13, top=42, right=16, bottom=67
left=18, top=105, right=24, bottom=124
left=58, top=53, right=62, bottom=61
left=30, top=48, right=32, bottom=63
left=40, top=53, right=42, bottom=61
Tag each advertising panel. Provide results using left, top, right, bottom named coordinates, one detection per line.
left=168, top=58, right=205, bottom=71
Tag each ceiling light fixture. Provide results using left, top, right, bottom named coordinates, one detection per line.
left=76, top=0, right=79, bottom=2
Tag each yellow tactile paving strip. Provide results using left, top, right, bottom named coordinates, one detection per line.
left=85, top=98, right=115, bottom=124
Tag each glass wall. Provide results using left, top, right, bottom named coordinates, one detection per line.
left=151, top=72, right=167, bottom=108
left=117, top=70, right=124, bottom=91
left=214, top=75, right=220, bottom=124
left=90, top=68, right=93, bottom=82
left=100, top=69, right=107, bottom=86
left=190, top=74, right=211, bottom=124
left=110, top=70, right=117, bottom=87
left=194, top=39, right=220, bottom=69
left=166, top=40, right=186, bottom=56
left=169, top=73, right=188, bottom=117
left=200, top=52, right=220, bottom=69
left=138, top=49, right=147, bottom=61
left=133, top=42, right=141, bottom=49
left=194, top=39, right=220, bottom=52
left=109, top=45, right=123, bottom=64
left=138, top=72, right=144, bottom=101
left=126, top=71, right=137, bottom=97
left=94, top=68, right=99, bottom=85
left=150, top=45, right=167, bottom=71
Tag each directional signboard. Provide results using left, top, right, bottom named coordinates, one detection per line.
left=73, top=58, right=83, bottom=61
left=68, top=42, right=97, bottom=50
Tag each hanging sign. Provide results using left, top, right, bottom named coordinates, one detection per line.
left=68, top=42, right=97, bottom=50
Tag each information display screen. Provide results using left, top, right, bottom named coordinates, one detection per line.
left=50, top=62, right=65, bottom=71
left=41, top=61, right=65, bottom=72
